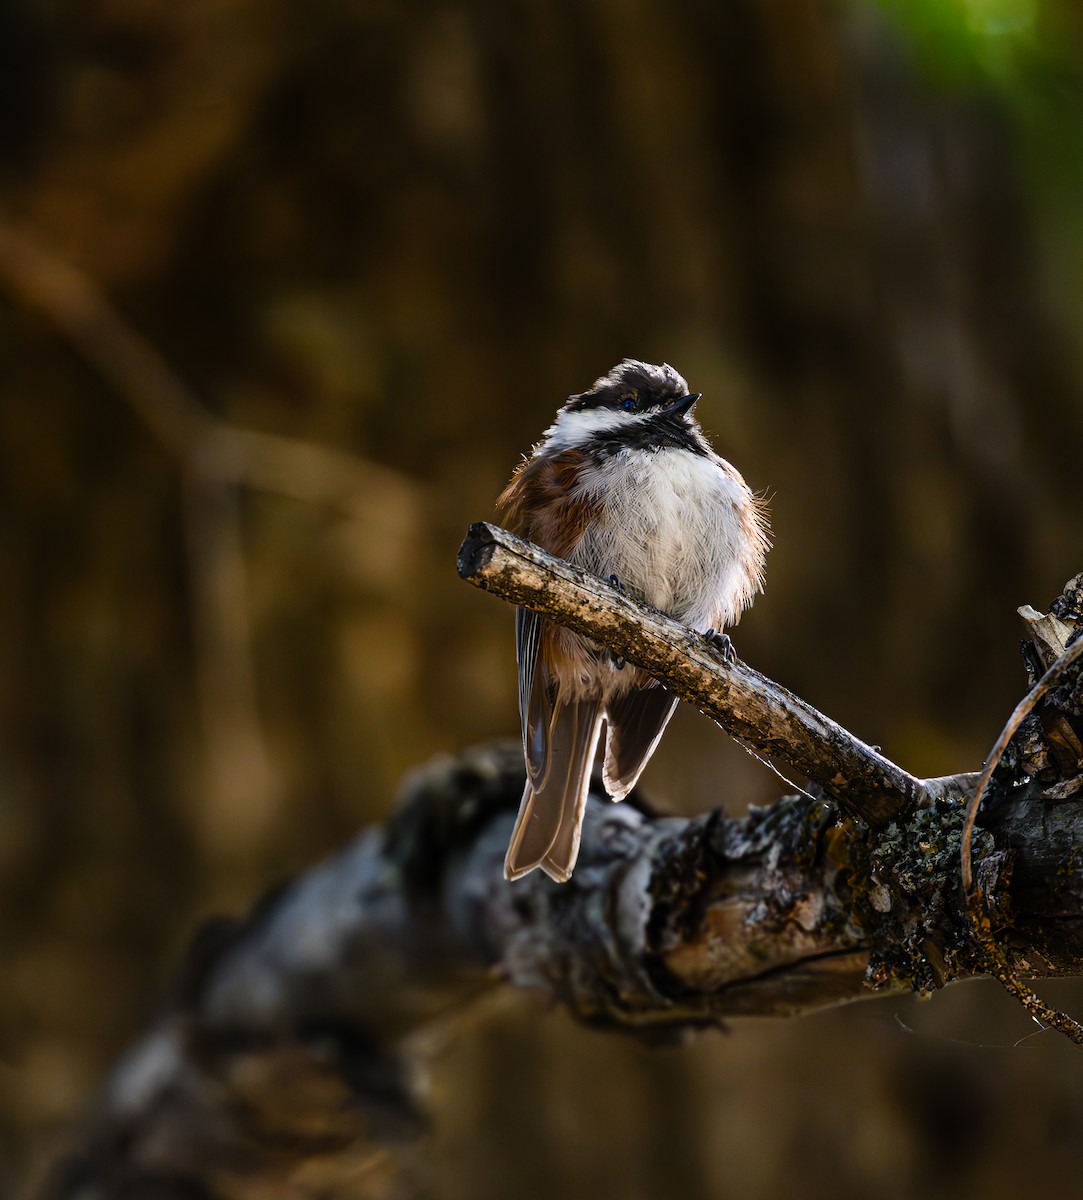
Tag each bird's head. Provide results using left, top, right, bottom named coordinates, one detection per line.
left=546, top=360, right=703, bottom=452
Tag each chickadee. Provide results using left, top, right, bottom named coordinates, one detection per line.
left=498, top=359, right=770, bottom=883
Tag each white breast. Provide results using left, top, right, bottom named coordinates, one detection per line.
left=569, top=447, right=759, bottom=630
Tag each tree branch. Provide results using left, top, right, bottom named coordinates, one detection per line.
left=46, top=712, right=1083, bottom=1199
left=457, top=521, right=931, bottom=824
left=44, top=547, right=1083, bottom=1197
left=0, top=219, right=422, bottom=515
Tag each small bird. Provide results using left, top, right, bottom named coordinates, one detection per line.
left=499, top=359, right=770, bottom=883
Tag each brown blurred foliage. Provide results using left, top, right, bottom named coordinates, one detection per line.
left=1, top=0, right=1082, bottom=1196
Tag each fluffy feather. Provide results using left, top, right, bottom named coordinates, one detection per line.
left=499, top=361, right=769, bottom=882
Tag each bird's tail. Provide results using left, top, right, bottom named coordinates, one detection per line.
left=504, top=698, right=604, bottom=883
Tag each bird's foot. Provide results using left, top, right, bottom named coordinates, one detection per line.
left=605, top=576, right=628, bottom=666
left=704, top=628, right=737, bottom=665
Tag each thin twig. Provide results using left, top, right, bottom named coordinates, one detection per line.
left=0, top=219, right=422, bottom=509
left=960, top=634, right=1083, bottom=1047
left=457, top=521, right=926, bottom=825
left=0, top=220, right=209, bottom=454
left=0, top=218, right=424, bottom=857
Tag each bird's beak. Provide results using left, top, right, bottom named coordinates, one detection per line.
left=661, top=392, right=700, bottom=418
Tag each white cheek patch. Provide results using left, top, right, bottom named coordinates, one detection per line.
left=545, top=407, right=649, bottom=450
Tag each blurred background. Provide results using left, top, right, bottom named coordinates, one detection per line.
left=2, top=0, right=1083, bottom=1195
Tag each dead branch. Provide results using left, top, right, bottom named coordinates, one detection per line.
left=44, top=694, right=1083, bottom=1200
left=458, top=521, right=932, bottom=825
left=456, top=525, right=1083, bottom=1043
left=38, top=511, right=1083, bottom=1195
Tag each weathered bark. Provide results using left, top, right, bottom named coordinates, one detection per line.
left=45, top=571, right=1083, bottom=1199
left=457, top=521, right=960, bottom=823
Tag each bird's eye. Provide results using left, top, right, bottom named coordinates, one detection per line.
left=621, top=396, right=636, bottom=412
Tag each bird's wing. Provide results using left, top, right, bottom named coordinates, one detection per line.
left=505, top=696, right=604, bottom=883
left=516, top=606, right=550, bottom=788
left=602, top=684, right=679, bottom=801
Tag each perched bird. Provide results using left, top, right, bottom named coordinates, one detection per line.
left=499, top=359, right=770, bottom=883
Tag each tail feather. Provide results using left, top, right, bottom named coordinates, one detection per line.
left=504, top=698, right=604, bottom=882
left=602, top=684, right=679, bottom=801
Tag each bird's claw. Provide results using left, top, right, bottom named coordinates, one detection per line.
left=605, top=576, right=626, bottom=668
left=704, top=628, right=737, bottom=665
